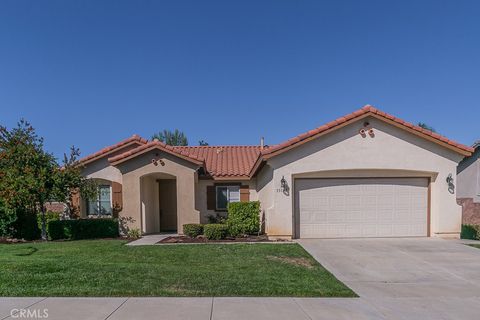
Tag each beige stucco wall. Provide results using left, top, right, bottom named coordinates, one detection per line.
left=116, top=150, right=200, bottom=234
left=195, top=179, right=258, bottom=223
left=82, top=158, right=122, bottom=184
left=457, top=148, right=480, bottom=203
left=257, top=116, right=464, bottom=238
left=80, top=144, right=143, bottom=184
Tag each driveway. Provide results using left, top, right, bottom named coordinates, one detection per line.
left=299, top=237, right=480, bottom=319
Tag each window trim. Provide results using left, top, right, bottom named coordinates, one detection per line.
left=215, top=185, right=240, bottom=211
left=87, top=184, right=113, bottom=216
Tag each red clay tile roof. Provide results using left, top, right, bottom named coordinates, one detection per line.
left=172, top=146, right=262, bottom=179
left=108, top=140, right=205, bottom=166
left=79, top=135, right=148, bottom=165
left=108, top=142, right=262, bottom=179
left=261, top=105, right=474, bottom=158
left=83, top=105, right=473, bottom=179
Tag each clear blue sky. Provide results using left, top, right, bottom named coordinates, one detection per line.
left=1, top=0, right=479, bottom=160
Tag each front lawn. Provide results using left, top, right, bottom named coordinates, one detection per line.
left=0, top=240, right=355, bottom=297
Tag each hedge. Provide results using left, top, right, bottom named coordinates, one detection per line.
left=203, top=224, right=229, bottom=240
left=461, top=224, right=480, bottom=240
left=226, top=201, right=260, bottom=237
left=183, top=224, right=204, bottom=238
left=37, top=211, right=60, bottom=231
left=48, top=219, right=119, bottom=240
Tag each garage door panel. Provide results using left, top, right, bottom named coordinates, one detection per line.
left=296, top=178, right=428, bottom=238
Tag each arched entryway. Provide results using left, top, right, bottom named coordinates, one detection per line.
left=140, top=173, right=178, bottom=234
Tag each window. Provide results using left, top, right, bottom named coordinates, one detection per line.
left=216, top=186, right=240, bottom=210
left=87, top=185, right=112, bottom=216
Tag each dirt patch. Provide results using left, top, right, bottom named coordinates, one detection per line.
left=266, top=255, right=315, bottom=269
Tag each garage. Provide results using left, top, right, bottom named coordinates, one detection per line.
left=295, top=177, right=429, bottom=238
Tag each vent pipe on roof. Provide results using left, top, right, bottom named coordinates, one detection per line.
left=260, top=137, right=265, bottom=149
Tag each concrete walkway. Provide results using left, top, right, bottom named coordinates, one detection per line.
left=126, top=233, right=176, bottom=246
left=1, top=238, right=480, bottom=319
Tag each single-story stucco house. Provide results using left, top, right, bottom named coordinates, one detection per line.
left=76, top=105, right=474, bottom=239
left=457, top=141, right=480, bottom=224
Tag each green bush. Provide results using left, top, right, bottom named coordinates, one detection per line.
left=226, top=201, right=260, bottom=237
left=48, top=219, right=119, bottom=240
left=0, top=201, right=16, bottom=238
left=47, top=220, right=66, bottom=240
left=37, top=211, right=60, bottom=231
left=13, top=209, right=40, bottom=240
left=203, top=224, right=229, bottom=240
left=461, top=224, right=480, bottom=240
left=183, top=224, right=204, bottom=238
left=127, top=228, right=141, bottom=239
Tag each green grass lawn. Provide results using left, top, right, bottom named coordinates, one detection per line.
left=0, top=240, right=355, bottom=297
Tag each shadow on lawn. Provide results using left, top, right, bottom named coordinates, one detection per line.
left=14, top=246, right=38, bottom=256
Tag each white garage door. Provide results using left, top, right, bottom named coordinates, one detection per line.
left=296, top=178, right=428, bottom=238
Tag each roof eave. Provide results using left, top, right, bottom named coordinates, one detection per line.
left=109, top=144, right=204, bottom=167
left=261, top=109, right=473, bottom=159
left=79, top=140, right=146, bottom=166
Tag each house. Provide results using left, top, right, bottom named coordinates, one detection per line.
left=77, top=105, right=473, bottom=239
left=457, top=141, right=480, bottom=224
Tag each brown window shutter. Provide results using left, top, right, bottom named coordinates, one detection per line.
left=240, top=185, right=250, bottom=202
left=207, top=185, right=216, bottom=210
left=112, top=182, right=123, bottom=213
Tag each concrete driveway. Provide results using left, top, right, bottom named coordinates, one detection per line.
left=299, top=237, right=480, bottom=319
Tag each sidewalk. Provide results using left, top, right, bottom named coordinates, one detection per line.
left=0, top=297, right=383, bottom=320
left=4, top=296, right=480, bottom=320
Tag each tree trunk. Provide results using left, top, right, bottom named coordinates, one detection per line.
left=40, top=204, right=47, bottom=241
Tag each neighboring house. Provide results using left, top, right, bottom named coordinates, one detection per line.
left=457, top=141, right=480, bottom=224
left=76, top=105, right=473, bottom=239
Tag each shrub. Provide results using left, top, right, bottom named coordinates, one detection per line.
left=37, top=211, right=60, bottom=231
left=226, top=201, right=260, bottom=237
left=183, top=224, right=204, bottom=238
left=207, top=214, right=226, bottom=224
left=48, top=219, right=119, bottom=240
left=47, top=220, right=66, bottom=240
left=461, top=224, right=480, bottom=240
left=127, top=228, right=141, bottom=239
left=119, top=216, right=136, bottom=236
left=13, top=209, right=40, bottom=240
left=0, top=201, right=16, bottom=238
left=203, top=224, right=229, bottom=240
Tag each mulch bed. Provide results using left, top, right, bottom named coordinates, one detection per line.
left=158, top=235, right=288, bottom=244
left=0, top=238, right=29, bottom=244
left=0, top=237, right=131, bottom=244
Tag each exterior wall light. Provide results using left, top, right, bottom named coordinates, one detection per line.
left=280, top=176, right=290, bottom=195
left=280, top=176, right=287, bottom=191
left=446, top=173, right=455, bottom=194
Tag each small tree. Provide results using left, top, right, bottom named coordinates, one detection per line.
left=198, top=140, right=209, bottom=146
left=0, top=120, right=97, bottom=240
left=152, top=129, right=188, bottom=146
left=53, top=146, right=98, bottom=219
left=0, top=119, right=57, bottom=240
left=417, top=122, right=436, bottom=133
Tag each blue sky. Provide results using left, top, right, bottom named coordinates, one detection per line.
left=1, top=0, right=479, bottom=160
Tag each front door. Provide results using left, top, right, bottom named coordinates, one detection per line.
left=159, top=179, right=177, bottom=232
